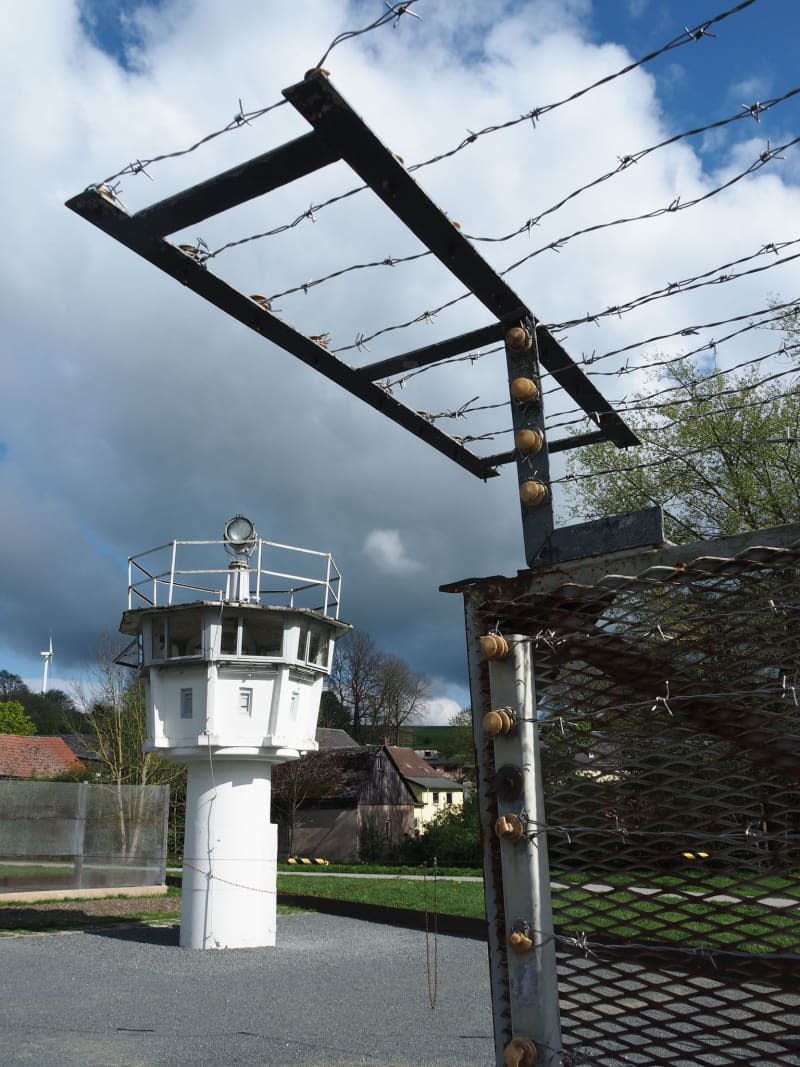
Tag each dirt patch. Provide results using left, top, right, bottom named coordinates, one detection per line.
left=0, top=894, right=179, bottom=931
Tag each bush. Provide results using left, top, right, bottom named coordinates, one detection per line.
left=0, top=700, right=36, bottom=735
left=400, top=796, right=480, bottom=867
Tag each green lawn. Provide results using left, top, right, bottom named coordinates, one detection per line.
left=278, top=874, right=481, bottom=918
left=278, top=863, right=482, bottom=878
left=277, top=874, right=800, bottom=954
left=2, top=867, right=797, bottom=954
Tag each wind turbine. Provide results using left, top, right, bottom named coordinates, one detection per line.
left=40, top=635, right=53, bottom=694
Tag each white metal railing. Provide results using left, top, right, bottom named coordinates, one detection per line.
left=127, top=538, right=342, bottom=619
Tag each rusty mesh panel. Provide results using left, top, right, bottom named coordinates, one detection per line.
left=478, top=541, right=800, bottom=1066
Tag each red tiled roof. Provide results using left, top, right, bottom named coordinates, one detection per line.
left=386, top=746, right=445, bottom=780
left=0, top=735, right=84, bottom=779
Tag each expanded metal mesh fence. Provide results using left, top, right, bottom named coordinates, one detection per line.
left=469, top=529, right=800, bottom=1066
left=0, top=780, right=169, bottom=893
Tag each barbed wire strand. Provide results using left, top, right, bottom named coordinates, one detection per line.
left=332, top=136, right=798, bottom=356
left=201, top=0, right=763, bottom=263
left=98, top=1, right=423, bottom=188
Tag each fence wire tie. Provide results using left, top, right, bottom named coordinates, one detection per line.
left=651, top=680, right=673, bottom=716
left=695, top=944, right=718, bottom=969
left=563, top=931, right=596, bottom=960
left=781, top=673, right=798, bottom=705
left=744, top=821, right=763, bottom=845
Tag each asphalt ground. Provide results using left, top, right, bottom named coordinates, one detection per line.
left=0, top=912, right=494, bottom=1067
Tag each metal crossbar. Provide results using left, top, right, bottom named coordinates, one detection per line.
left=65, top=73, right=637, bottom=481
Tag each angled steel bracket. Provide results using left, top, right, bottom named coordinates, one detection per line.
left=66, top=73, right=637, bottom=491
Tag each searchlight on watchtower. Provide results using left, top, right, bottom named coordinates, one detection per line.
left=119, top=516, right=350, bottom=950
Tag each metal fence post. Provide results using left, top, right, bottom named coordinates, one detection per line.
left=72, top=781, right=89, bottom=890
left=465, top=596, right=510, bottom=1066
left=159, top=784, right=170, bottom=886
left=490, top=636, right=562, bottom=1065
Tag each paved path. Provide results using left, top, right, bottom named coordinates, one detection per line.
left=0, top=912, right=493, bottom=1067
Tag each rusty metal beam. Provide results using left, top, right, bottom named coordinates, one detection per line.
left=134, top=131, right=341, bottom=236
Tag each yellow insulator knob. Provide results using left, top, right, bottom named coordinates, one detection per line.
left=515, top=428, right=543, bottom=456
left=482, top=710, right=504, bottom=736
left=505, top=326, right=533, bottom=352
left=479, top=634, right=509, bottom=660
left=495, top=813, right=524, bottom=841
left=482, top=709, right=513, bottom=736
left=504, top=1037, right=537, bottom=1067
left=519, top=480, right=547, bottom=507
left=510, top=377, right=539, bottom=402
left=508, top=931, right=534, bottom=952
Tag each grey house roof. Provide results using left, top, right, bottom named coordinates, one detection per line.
left=404, top=774, right=464, bottom=792
left=315, top=728, right=361, bottom=750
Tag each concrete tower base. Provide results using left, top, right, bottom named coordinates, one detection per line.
left=181, top=759, right=277, bottom=949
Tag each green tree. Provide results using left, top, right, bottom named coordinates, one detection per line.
left=0, top=700, right=37, bottom=735
left=317, top=689, right=351, bottom=730
left=565, top=352, right=799, bottom=542
left=18, top=688, right=83, bottom=734
left=0, top=670, right=26, bottom=700
left=400, top=794, right=480, bottom=867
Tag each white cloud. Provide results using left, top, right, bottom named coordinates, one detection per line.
left=1, top=0, right=799, bottom=695
left=363, top=529, right=423, bottom=575
left=417, top=696, right=462, bottom=726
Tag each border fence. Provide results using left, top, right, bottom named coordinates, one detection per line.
left=451, top=524, right=800, bottom=1066
left=0, top=781, right=169, bottom=894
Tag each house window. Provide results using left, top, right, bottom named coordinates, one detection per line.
left=432, top=792, right=440, bottom=804
left=180, top=688, right=193, bottom=719
left=446, top=792, right=453, bottom=805
left=239, top=688, right=253, bottom=717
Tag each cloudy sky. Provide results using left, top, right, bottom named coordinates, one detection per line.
left=2, top=0, right=799, bottom=720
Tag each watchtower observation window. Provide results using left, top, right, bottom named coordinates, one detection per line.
left=151, top=610, right=204, bottom=660
left=221, top=613, right=285, bottom=658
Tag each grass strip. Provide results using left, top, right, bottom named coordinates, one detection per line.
left=277, top=874, right=483, bottom=918
left=277, top=876, right=800, bottom=954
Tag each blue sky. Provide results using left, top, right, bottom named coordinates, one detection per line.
left=2, top=0, right=800, bottom=717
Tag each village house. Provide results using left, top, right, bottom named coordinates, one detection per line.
left=386, top=747, right=465, bottom=833
left=0, top=734, right=84, bottom=780
left=272, top=735, right=467, bottom=861
left=272, top=741, right=416, bottom=863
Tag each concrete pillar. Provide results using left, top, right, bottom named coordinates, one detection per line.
left=181, top=759, right=277, bottom=949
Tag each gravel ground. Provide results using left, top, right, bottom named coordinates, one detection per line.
left=0, top=911, right=493, bottom=1067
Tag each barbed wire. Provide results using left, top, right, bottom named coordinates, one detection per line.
left=547, top=240, right=800, bottom=334
left=406, top=0, right=761, bottom=174
left=99, top=98, right=289, bottom=186
left=543, top=344, right=800, bottom=435
left=314, top=0, right=422, bottom=69
left=201, top=0, right=764, bottom=265
left=552, top=434, right=798, bottom=485
left=575, top=298, right=800, bottom=379
left=247, top=139, right=799, bottom=315
left=464, top=85, right=800, bottom=246
left=446, top=363, right=800, bottom=448
left=378, top=295, right=798, bottom=431
left=98, top=1, right=423, bottom=188
left=504, top=135, right=800, bottom=293
left=330, top=136, right=798, bottom=356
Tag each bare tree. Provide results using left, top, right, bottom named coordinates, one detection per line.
left=73, top=641, right=183, bottom=859
left=330, top=629, right=431, bottom=744
left=373, top=656, right=430, bottom=745
left=329, top=630, right=384, bottom=740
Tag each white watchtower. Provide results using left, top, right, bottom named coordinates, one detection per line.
left=119, top=516, right=350, bottom=949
